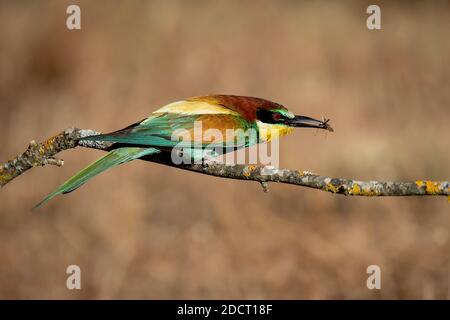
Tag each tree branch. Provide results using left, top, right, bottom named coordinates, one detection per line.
left=1, top=128, right=449, bottom=200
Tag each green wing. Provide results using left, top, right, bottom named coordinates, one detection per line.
left=80, top=113, right=257, bottom=149
left=80, top=114, right=197, bottom=148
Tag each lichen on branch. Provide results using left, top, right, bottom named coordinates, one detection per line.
left=0, top=128, right=449, bottom=201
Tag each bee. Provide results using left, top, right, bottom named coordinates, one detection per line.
left=315, top=117, right=334, bottom=136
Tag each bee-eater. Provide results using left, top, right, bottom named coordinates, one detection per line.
left=36, top=95, right=333, bottom=207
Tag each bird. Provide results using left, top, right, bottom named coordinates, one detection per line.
left=35, top=94, right=333, bottom=207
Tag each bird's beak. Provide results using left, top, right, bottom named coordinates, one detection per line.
left=286, top=115, right=334, bottom=132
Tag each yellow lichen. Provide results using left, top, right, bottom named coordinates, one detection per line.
left=243, top=165, right=256, bottom=178
left=361, top=189, right=378, bottom=196
left=44, top=137, right=56, bottom=151
left=425, top=181, right=440, bottom=195
left=350, top=183, right=361, bottom=195
left=0, top=172, right=13, bottom=185
left=416, top=180, right=441, bottom=194
left=326, top=183, right=339, bottom=193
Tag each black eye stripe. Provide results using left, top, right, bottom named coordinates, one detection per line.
left=256, top=109, right=284, bottom=124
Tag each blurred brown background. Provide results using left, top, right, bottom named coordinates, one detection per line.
left=0, top=0, right=449, bottom=299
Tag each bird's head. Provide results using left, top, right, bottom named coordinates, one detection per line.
left=255, top=104, right=334, bottom=133
left=191, top=94, right=334, bottom=133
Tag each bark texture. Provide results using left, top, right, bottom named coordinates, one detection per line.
left=1, top=128, right=449, bottom=199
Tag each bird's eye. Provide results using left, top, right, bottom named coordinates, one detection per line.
left=272, top=113, right=282, bottom=122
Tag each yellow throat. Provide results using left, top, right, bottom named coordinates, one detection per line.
left=256, top=121, right=294, bottom=142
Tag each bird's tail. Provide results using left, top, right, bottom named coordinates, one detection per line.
left=34, top=147, right=160, bottom=209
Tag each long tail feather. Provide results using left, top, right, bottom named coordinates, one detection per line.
left=34, top=147, right=160, bottom=209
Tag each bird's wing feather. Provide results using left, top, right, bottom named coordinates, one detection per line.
left=81, top=112, right=255, bottom=148
left=34, top=147, right=160, bottom=208
left=148, top=99, right=240, bottom=117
